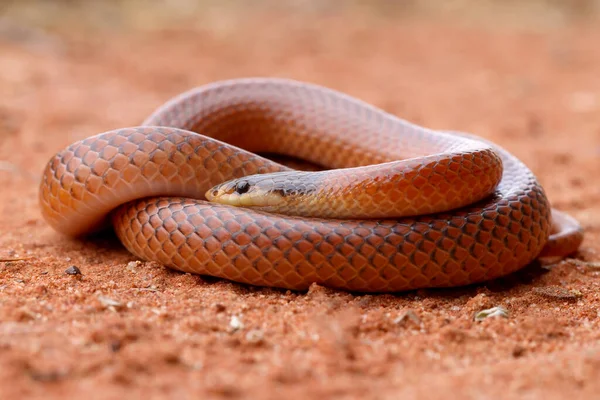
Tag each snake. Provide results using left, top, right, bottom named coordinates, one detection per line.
left=38, top=78, right=584, bottom=292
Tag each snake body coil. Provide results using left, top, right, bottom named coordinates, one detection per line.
left=39, top=78, right=583, bottom=292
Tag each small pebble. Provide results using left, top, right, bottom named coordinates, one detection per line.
left=393, top=309, right=422, bottom=326
left=126, top=261, right=140, bottom=272
left=229, top=316, right=244, bottom=332
left=65, top=266, right=82, bottom=275
left=97, top=295, right=123, bottom=309
left=215, top=303, right=226, bottom=313
left=474, top=306, right=509, bottom=321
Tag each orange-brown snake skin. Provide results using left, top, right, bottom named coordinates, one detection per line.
left=39, top=78, right=584, bottom=292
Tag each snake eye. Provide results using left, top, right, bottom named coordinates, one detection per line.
left=235, top=181, right=250, bottom=194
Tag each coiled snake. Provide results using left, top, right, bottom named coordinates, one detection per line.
left=39, top=78, right=583, bottom=292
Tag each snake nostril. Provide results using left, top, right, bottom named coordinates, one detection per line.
left=212, top=189, right=219, bottom=197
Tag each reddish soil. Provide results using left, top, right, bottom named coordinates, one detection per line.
left=1, top=10, right=600, bottom=400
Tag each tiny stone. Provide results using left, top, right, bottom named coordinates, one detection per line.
left=393, top=309, right=422, bottom=326
left=512, top=344, right=526, bottom=358
left=126, top=261, right=140, bottom=272
left=215, top=303, right=226, bottom=313
left=474, top=306, right=509, bottom=321
left=65, top=266, right=82, bottom=275
left=229, top=315, right=244, bottom=332
left=97, top=295, right=123, bottom=309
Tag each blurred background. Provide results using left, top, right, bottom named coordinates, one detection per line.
left=2, top=0, right=600, bottom=30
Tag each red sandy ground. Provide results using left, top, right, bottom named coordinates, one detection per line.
left=1, top=12, right=599, bottom=400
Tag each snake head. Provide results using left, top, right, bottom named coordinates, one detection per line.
left=205, top=176, right=287, bottom=209
left=205, top=171, right=322, bottom=214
